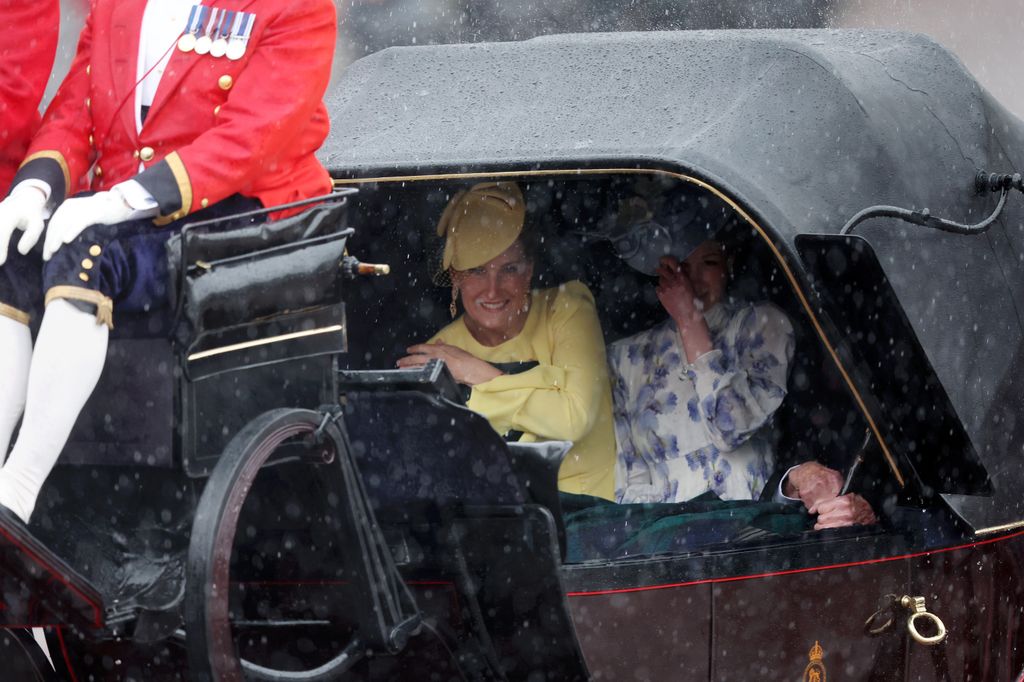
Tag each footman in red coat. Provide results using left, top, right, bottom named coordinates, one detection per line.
left=0, top=0, right=337, bottom=523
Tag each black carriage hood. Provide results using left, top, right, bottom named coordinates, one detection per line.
left=323, top=30, right=1024, bottom=534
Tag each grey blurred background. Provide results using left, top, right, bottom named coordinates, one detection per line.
left=49, top=0, right=1023, bottom=118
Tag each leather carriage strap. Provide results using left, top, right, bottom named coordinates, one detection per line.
left=867, top=629, right=952, bottom=681
left=929, top=642, right=953, bottom=682
left=867, top=623, right=906, bottom=681
left=491, top=361, right=540, bottom=375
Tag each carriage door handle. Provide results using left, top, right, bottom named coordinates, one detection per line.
left=900, top=595, right=947, bottom=645
left=865, top=594, right=947, bottom=646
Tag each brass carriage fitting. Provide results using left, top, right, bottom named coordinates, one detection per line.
left=357, top=263, right=391, bottom=276
left=899, top=595, right=947, bottom=646
left=340, top=255, right=391, bottom=278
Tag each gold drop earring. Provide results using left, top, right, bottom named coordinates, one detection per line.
left=450, top=284, right=459, bottom=319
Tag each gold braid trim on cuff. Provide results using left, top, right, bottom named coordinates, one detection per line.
left=44, top=286, right=114, bottom=330
left=0, top=302, right=31, bottom=326
left=166, top=151, right=193, bottom=215
left=151, top=152, right=194, bottom=227
left=19, top=151, right=71, bottom=200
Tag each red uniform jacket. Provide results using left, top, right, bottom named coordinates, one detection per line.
left=15, top=0, right=335, bottom=221
left=0, top=0, right=60, bottom=194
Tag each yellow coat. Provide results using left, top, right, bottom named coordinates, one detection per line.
left=430, top=280, right=616, bottom=500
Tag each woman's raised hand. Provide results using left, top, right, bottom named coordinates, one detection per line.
left=655, top=256, right=701, bottom=326
left=656, top=255, right=714, bottom=362
left=397, top=342, right=504, bottom=386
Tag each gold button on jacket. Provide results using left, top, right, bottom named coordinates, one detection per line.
left=218, top=75, right=233, bottom=90
left=139, top=146, right=155, bottom=162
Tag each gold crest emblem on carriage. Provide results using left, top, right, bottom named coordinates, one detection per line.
left=803, top=641, right=826, bottom=682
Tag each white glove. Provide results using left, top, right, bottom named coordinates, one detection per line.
left=43, top=190, right=134, bottom=261
left=0, top=186, right=48, bottom=266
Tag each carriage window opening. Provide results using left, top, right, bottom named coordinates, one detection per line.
left=338, top=174, right=895, bottom=564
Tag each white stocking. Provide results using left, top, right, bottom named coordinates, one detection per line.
left=0, top=300, right=108, bottom=522
left=0, top=316, right=32, bottom=463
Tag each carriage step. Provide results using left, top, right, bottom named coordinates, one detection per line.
left=0, top=507, right=106, bottom=628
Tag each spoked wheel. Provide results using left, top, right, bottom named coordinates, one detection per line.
left=185, top=408, right=366, bottom=681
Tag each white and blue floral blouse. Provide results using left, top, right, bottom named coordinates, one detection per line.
left=609, top=301, right=795, bottom=504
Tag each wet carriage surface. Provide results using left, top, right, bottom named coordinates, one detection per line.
left=2, top=29, right=1024, bottom=681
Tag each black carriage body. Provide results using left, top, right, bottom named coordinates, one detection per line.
left=2, top=29, right=1023, bottom=682
left=318, top=30, right=1024, bottom=680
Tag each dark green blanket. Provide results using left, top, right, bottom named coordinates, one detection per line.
left=560, top=492, right=813, bottom=563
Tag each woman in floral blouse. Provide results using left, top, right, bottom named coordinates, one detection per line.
left=607, top=188, right=876, bottom=529
left=609, top=239, right=795, bottom=504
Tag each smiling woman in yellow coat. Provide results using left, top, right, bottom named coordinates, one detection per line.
left=398, top=182, right=616, bottom=500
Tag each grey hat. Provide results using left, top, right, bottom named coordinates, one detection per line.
left=602, top=186, right=737, bottom=275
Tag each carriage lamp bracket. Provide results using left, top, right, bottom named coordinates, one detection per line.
left=840, top=169, right=1022, bottom=237
left=864, top=593, right=947, bottom=646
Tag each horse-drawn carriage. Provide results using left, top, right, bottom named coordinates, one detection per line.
left=3, top=29, right=1024, bottom=680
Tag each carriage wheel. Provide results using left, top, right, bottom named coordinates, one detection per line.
left=0, top=629, right=60, bottom=681
left=185, top=408, right=364, bottom=682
